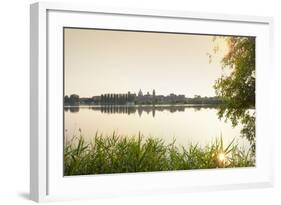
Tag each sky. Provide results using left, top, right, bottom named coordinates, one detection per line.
left=64, top=28, right=230, bottom=98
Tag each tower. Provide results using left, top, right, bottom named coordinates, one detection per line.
left=138, top=89, right=143, bottom=97
left=152, top=89, right=156, bottom=104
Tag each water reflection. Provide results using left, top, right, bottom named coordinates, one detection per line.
left=65, top=106, right=80, bottom=113
left=64, top=105, right=249, bottom=149
left=64, top=105, right=218, bottom=117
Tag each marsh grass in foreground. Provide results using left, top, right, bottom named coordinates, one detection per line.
left=64, top=132, right=255, bottom=176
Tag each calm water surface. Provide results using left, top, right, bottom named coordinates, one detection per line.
left=64, top=105, right=250, bottom=148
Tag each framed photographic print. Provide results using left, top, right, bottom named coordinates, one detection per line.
left=30, top=2, right=274, bottom=202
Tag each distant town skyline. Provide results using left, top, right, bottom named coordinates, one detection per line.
left=64, top=28, right=229, bottom=97
left=64, top=88, right=221, bottom=106
left=65, top=89, right=206, bottom=98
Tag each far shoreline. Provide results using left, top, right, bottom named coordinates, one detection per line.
left=64, top=103, right=221, bottom=108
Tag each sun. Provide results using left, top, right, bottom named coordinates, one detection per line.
left=218, top=152, right=226, bottom=162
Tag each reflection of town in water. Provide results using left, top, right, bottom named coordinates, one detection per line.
left=64, top=105, right=217, bottom=118
left=64, top=89, right=221, bottom=118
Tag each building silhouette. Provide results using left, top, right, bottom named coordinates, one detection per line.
left=138, top=89, right=143, bottom=97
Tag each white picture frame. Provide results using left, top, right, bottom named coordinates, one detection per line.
left=30, top=2, right=274, bottom=202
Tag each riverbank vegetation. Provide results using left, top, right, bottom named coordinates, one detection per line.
left=212, top=37, right=256, bottom=152
left=64, top=132, right=255, bottom=176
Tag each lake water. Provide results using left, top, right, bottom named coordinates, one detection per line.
left=64, top=105, right=250, bottom=149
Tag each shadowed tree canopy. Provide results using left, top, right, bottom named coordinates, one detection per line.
left=213, top=37, right=256, bottom=152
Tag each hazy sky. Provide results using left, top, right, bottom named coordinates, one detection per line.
left=64, top=28, right=229, bottom=97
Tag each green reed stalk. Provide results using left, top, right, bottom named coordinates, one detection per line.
left=64, top=132, right=255, bottom=176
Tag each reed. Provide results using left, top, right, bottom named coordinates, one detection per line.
left=64, top=132, right=255, bottom=176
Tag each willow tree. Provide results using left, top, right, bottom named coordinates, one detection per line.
left=214, top=37, right=256, bottom=152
